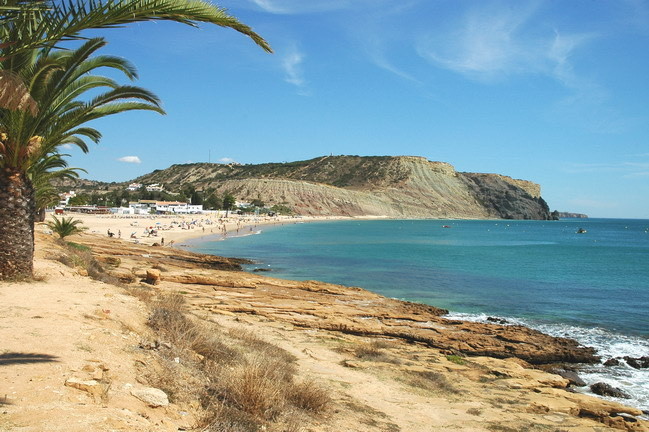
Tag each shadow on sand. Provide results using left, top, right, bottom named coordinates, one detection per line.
left=0, top=352, right=59, bottom=366
left=0, top=352, right=58, bottom=406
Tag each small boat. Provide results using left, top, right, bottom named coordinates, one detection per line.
left=576, top=228, right=587, bottom=234
left=442, top=225, right=452, bottom=228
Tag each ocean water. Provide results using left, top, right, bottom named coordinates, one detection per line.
left=186, top=218, right=649, bottom=412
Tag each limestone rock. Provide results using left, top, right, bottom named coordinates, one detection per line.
left=65, top=377, right=104, bottom=399
left=162, top=273, right=257, bottom=288
left=131, top=386, right=169, bottom=407
left=145, top=269, right=161, bottom=285
left=553, top=369, right=586, bottom=387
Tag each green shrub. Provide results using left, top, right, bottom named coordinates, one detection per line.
left=47, top=216, right=87, bottom=239
left=446, top=354, right=466, bottom=365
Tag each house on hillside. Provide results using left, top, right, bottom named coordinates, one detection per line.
left=146, top=183, right=164, bottom=192
left=126, top=183, right=142, bottom=191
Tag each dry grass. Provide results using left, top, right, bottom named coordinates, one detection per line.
left=143, top=292, right=330, bottom=431
left=404, top=370, right=457, bottom=393
left=56, top=242, right=122, bottom=286
left=352, top=341, right=402, bottom=364
left=289, top=379, right=332, bottom=412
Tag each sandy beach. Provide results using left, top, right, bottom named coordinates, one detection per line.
left=44, top=212, right=358, bottom=247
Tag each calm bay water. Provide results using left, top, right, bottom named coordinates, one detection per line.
left=187, top=218, right=649, bottom=410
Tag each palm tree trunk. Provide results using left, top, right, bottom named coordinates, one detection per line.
left=0, top=168, right=35, bottom=280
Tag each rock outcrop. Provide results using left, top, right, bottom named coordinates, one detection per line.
left=77, top=235, right=598, bottom=366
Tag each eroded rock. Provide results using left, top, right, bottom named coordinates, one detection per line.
left=590, top=382, right=631, bottom=399
left=554, top=369, right=586, bottom=387
left=130, top=386, right=169, bottom=407
left=624, top=356, right=649, bottom=369
left=145, top=269, right=161, bottom=285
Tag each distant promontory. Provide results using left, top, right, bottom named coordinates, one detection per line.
left=554, top=212, right=589, bottom=219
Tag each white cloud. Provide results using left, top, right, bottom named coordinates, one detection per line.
left=61, top=143, right=73, bottom=150
left=624, top=171, right=649, bottom=178
left=415, top=3, right=594, bottom=85
left=117, top=156, right=141, bottom=164
left=563, top=161, right=649, bottom=177
left=248, top=0, right=369, bottom=14
left=281, top=46, right=310, bottom=95
left=218, top=157, right=237, bottom=163
left=568, top=198, right=617, bottom=209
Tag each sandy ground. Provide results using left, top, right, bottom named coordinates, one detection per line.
left=43, top=212, right=360, bottom=247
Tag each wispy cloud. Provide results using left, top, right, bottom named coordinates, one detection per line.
left=218, top=157, right=237, bottom=163
left=353, top=2, right=421, bottom=83
left=248, top=0, right=368, bottom=14
left=281, top=46, right=310, bottom=95
left=415, top=3, right=595, bottom=85
left=567, top=197, right=617, bottom=209
left=563, top=161, right=649, bottom=177
left=117, top=156, right=141, bottom=164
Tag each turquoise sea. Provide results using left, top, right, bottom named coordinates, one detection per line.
left=186, top=218, right=649, bottom=412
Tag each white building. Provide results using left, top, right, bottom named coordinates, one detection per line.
left=129, top=200, right=203, bottom=214
left=58, top=190, right=76, bottom=206
left=126, top=183, right=142, bottom=191
left=146, top=183, right=164, bottom=192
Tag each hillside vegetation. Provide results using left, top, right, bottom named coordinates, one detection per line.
left=132, top=155, right=551, bottom=219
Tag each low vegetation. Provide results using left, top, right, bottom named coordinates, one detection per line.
left=143, top=292, right=331, bottom=431
left=46, top=216, right=86, bottom=239
left=56, top=242, right=121, bottom=285
left=446, top=354, right=466, bottom=365
left=404, top=370, right=456, bottom=393
left=351, top=340, right=402, bottom=364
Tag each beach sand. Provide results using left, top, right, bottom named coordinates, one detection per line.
left=46, top=212, right=356, bottom=247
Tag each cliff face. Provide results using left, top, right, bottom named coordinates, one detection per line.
left=136, top=156, right=552, bottom=220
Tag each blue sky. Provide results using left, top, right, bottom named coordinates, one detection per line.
left=66, top=0, right=649, bottom=218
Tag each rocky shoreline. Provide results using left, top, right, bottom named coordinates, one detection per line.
left=2, top=229, right=647, bottom=431
left=80, top=232, right=647, bottom=429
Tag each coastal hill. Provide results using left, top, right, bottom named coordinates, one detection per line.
left=134, top=155, right=552, bottom=219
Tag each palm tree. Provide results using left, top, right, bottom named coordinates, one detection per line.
left=0, top=37, right=167, bottom=278
left=0, top=0, right=271, bottom=113
left=46, top=215, right=86, bottom=239
left=31, top=152, right=85, bottom=221
left=223, top=193, right=236, bottom=217
left=0, top=1, right=271, bottom=280
left=0, top=0, right=271, bottom=57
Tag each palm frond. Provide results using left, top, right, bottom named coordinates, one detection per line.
left=0, top=70, right=38, bottom=114
left=1, top=0, right=272, bottom=55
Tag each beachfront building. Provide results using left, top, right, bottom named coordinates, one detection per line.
left=58, top=190, right=77, bottom=206
left=128, top=200, right=203, bottom=214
